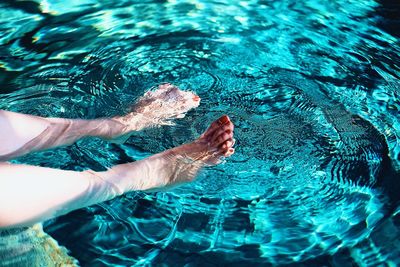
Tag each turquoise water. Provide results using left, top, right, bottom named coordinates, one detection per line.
left=1, top=0, right=400, bottom=266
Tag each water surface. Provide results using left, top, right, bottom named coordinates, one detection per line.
left=0, top=0, right=399, bottom=266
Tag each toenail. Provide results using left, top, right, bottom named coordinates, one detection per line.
left=218, top=115, right=230, bottom=125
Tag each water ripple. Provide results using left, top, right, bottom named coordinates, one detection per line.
left=0, top=0, right=398, bottom=265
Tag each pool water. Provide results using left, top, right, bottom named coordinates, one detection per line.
left=1, top=0, right=399, bottom=266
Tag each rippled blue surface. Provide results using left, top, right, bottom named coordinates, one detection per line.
left=1, top=0, right=400, bottom=266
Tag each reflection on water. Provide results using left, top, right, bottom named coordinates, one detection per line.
left=0, top=0, right=399, bottom=266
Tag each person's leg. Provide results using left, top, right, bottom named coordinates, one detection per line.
left=0, top=83, right=200, bottom=161
left=0, top=116, right=234, bottom=229
left=98, top=115, right=235, bottom=191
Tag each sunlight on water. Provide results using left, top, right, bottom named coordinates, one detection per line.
left=0, top=0, right=399, bottom=266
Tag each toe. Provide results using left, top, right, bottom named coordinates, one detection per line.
left=222, top=138, right=234, bottom=150
left=218, top=115, right=230, bottom=124
left=213, top=131, right=233, bottom=147
left=202, top=115, right=231, bottom=139
left=224, top=148, right=235, bottom=157
left=212, top=124, right=234, bottom=140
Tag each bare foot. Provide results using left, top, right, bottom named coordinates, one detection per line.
left=149, top=115, right=235, bottom=186
left=102, top=115, right=235, bottom=191
left=119, top=83, right=200, bottom=131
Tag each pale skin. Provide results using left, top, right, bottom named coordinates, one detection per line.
left=0, top=84, right=235, bottom=229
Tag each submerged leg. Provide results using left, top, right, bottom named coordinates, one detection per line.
left=0, top=83, right=200, bottom=161
left=120, top=83, right=201, bottom=129
left=0, top=116, right=234, bottom=229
